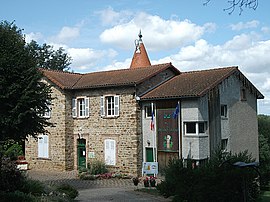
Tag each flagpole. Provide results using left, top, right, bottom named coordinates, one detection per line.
left=151, top=102, right=156, bottom=162
left=178, top=101, right=181, bottom=159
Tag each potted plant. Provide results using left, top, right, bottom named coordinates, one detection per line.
left=150, top=176, right=156, bottom=187
left=143, top=177, right=150, bottom=187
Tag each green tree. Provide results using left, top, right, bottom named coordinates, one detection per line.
left=26, top=40, right=71, bottom=71
left=258, top=114, right=270, bottom=185
left=0, top=21, right=52, bottom=142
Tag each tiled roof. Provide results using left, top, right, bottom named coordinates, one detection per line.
left=41, top=63, right=179, bottom=89
left=40, top=68, right=82, bottom=89
left=141, top=66, right=263, bottom=100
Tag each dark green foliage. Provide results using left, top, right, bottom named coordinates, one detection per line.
left=20, top=179, right=45, bottom=196
left=258, top=115, right=270, bottom=145
left=0, top=190, right=36, bottom=202
left=258, top=115, right=270, bottom=187
left=26, top=40, right=71, bottom=71
left=0, top=155, right=26, bottom=192
left=55, top=183, right=79, bottom=199
left=0, top=21, right=52, bottom=142
left=3, top=140, right=24, bottom=160
left=157, top=150, right=260, bottom=202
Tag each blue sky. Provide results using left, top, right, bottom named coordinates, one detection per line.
left=1, top=0, right=269, bottom=115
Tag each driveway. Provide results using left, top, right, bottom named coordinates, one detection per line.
left=27, top=170, right=171, bottom=202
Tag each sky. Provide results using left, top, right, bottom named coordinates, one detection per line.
left=1, top=0, right=269, bottom=115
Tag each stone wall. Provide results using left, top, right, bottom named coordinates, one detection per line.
left=25, top=79, right=69, bottom=171
left=26, top=81, right=143, bottom=175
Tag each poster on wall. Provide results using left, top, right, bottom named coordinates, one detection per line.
left=157, top=109, right=179, bottom=152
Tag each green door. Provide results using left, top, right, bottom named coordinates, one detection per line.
left=146, top=148, right=154, bottom=162
left=77, top=139, right=86, bottom=169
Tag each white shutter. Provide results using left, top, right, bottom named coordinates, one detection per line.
left=104, top=139, right=116, bottom=165
left=38, top=135, right=49, bottom=158
left=43, top=135, right=49, bottom=158
left=85, top=97, right=89, bottom=117
left=38, top=136, right=43, bottom=157
left=72, top=98, right=77, bottom=118
left=100, top=96, right=105, bottom=117
left=114, top=95, right=119, bottom=116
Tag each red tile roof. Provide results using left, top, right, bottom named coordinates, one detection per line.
left=141, top=66, right=264, bottom=100
left=130, top=42, right=151, bottom=69
left=41, top=63, right=180, bottom=89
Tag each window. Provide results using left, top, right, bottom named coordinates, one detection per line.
left=145, top=105, right=155, bottom=118
left=186, top=122, right=196, bottom=134
left=221, top=139, right=228, bottom=151
left=221, top=105, right=227, bottom=118
left=185, top=122, right=207, bottom=135
left=38, top=135, right=49, bottom=158
left=43, top=103, right=51, bottom=118
left=241, top=88, right=247, bottom=101
left=104, top=139, right=116, bottom=166
left=72, top=97, right=89, bottom=118
left=101, top=95, right=120, bottom=117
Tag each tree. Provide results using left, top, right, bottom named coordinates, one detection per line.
left=0, top=21, right=52, bottom=142
left=258, top=114, right=270, bottom=185
left=26, top=40, right=71, bottom=71
left=204, top=0, right=259, bottom=15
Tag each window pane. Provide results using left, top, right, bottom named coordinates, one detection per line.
left=107, top=96, right=114, bottom=116
left=221, top=105, right=227, bottom=117
left=78, top=98, right=85, bottom=117
left=199, top=122, right=205, bottom=133
left=186, top=122, right=196, bottom=133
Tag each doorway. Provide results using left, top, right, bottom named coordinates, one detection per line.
left=77, top=139, right=86, bottom=169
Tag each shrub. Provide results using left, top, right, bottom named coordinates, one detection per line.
left=0, top=156, right=25, bottom=192
left=0, top=190, right=36, bottom=202
left=87, top=160, right=108, bottom=175
left=20, top=179, right=45, bottom=196
left=55, top=183, right=79, bottom=199
left=157, top=149, right=260, bottom=202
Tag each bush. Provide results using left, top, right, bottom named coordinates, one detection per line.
left=157, top=150, right=260, bottom=202
left=0, top=190, right=36, bottom=202
left=20, top=179, right=45, bottom=196
left=87, top=160, right=108, bottom=175
left=55, top=183, right=79, bottom=199
left=0, top=156, right=25, bottom=192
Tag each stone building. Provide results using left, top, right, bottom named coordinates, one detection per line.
left=25, top=32, right=263, bottom=175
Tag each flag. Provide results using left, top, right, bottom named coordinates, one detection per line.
left=173, top=103, right=179, bottom=119
left=150, top=111, right=155, bottom=130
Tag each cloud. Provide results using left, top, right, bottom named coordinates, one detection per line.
left=68, top=48, right=105, bottom=71
left=97, top=7, right=133, bottom=26
left=25, top=32, right=43, bottom=43
left=230, top=20, right=260, bottom=31
left=99, top=12, right=215, bottom=51
left=49, top=26, right=80, bottom=44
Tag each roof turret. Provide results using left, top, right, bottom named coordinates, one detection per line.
left=130, top=30, right=151, bottom=69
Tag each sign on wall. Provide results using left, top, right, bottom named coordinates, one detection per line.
left=142, top=162, right=158, bottom=175
left=157, top=109, right=179, bottom=152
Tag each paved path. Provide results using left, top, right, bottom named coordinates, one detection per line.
left=27, top=170, right=171, bottom=202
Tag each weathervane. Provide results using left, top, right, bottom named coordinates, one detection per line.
left=134, top=29, right=142, bottom=53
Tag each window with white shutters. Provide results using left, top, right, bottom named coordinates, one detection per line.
left=38, top=135, right=49, bottom=158
left=72, top=97, right=89, bottom=118
left=100, top=95, right=120, bottom=118
left=104, top=139, right=116, bottom=165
